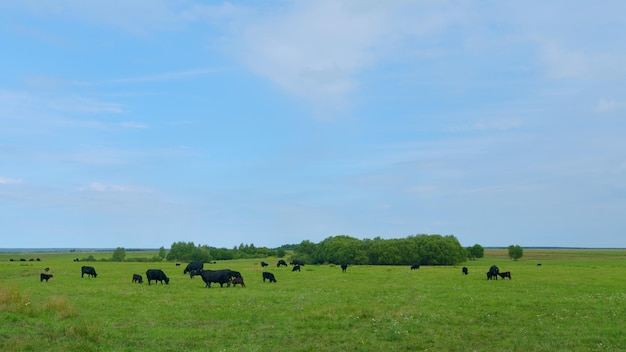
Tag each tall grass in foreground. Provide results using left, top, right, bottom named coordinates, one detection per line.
left=1, top=249, right=625, bottom=351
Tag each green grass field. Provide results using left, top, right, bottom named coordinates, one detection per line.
left=1, top=249, right=625, bottom=351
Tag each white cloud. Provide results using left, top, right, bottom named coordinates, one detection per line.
left=595, top=99, right=626, bottom=113
left=0, top=177, right=23, bottom=185
left=49, top=96, right=123, bottom=114
left=80, top=182, right=151, bottom=193
left=224, top=1, right=460, bottom=113
left=119, top=122, right=149, bottom=129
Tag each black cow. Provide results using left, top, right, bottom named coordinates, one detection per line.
left=199, top=269, right=232, bottom=288
left=487, top=265, right=499, bottom=280
left=341, top=262, right=348, bottom=272
left=73, top=258, right=80, bottom=262
left=146, top=269, right=170, bottom=285
left=462, top=267, right=468, bottom=275
left=184, top=262, right=204, bottom=278
left=292, top=265, right=301, bottom=272
left=498, top=271, right=512, bottom=280
left=132, top=274, right=143, bottom=284
left=44, top=267, right=50, bottom=272
left=261, top=261, right=269, bottom=267
left=411, top=263, right=420, bottom=270
left=175, top=263, right=181, bottom=266
left=81, top=266, right=97, bottom=278
left=290, top=259, right=305, bottom=266
left=262, top=271, right=276, bottom=283
left=277, top=260, right=288, bottom=267
left=231, top=276, right=245, bottom=287
left=40, top=273, right=53, bottom=282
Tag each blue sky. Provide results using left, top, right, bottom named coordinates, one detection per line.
left=1, top=1, right=625, bottom=249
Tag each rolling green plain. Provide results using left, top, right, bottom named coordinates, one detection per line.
left=1, top=249, right=625, bottom=351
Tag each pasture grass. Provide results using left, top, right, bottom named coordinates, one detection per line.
left=1, top=249, right=625, bottom=351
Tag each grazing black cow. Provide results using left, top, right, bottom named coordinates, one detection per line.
left=184, top=262, right=204, bottom=278
left=290, top=259, right=305, bottom=266
left=277, top=260, right=288, bottom=267
left=40, top=273, right=53, bottom=282
left=498, top=271, right=512, bottom=280
left=487, top=265, right=499, bottom=280
left=537, top=263, right=542, bottom=266
left=411, top=263, right=420, bottom=270
left=146, top=269, right=170, bottom=285
left=292, top=265, right=301, bottom=272
left=176, top=263, right=181, bottom=266
left=462, top=267, right=468, bottom=275
left=74, top=258, right=80, bottom=262
left=199, top=269, right=232, bottom=288
left=36, top=258, right=41, bottom=261
left=231, top=276, right=245, bottom=287
left=261, top=261, right=269, bottom=267
left=341, top=262, right=348, bottom=272
left=20, top=258, right=26, bottom=262
left=132, top=274, right=143, bottom=284
left=262, top=271, right=277, bottom=283
left=44, top=267, right=50, bottom=272
left=81, top=266, right=97, bottom=278
left=9, top=259, right=15, bottom=262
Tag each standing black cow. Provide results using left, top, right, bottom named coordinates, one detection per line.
left=277, top=260, right=288, bottom=267
left=184, top=262, right=204, bottom=278
left=290, top=259, right=305, bottom=266
left=411, top=263, right=420, bottom=270
left=146, top=269, right=170, bottom=285
left=341, top=262, right=348, bottom=272
left=292, top=265, right=301, bottom=272
left=199, top=269, right=232, bottom=288
left=262, top=271, right=277, bottom=283
left=40, top=273, right=53, bottom=282
left=462, top=267, right=469, bottom=275
left=261, top=261, right=269, bottom=267
left=132, top=274, right=143, bottom=284
left=487, top=265, right=499, bottom=280
left=81, top=266, right=97, bottom=278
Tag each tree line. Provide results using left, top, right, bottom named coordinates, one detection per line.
left=99, top=235, right=500, bottom=266
left=163, top=234, right=476, bottom=265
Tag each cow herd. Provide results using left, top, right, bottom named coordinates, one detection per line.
left=28, top=257, right=512, bottom=286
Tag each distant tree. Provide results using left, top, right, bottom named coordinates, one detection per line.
left=276, top=248, right=286, bottom=258
left=158, top=246, right=167, bottom=260
left=508, top=245, right=524, bottom=261
left=112, top=247, right=126, bottom=262
left=190, top=246, right=211, bottom=263
left=467, top=244, right=485, bottom=260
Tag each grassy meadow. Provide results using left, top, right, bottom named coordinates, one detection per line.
left=1, top=249, right=625, bottom=351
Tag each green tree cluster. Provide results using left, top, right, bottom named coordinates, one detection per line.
left=466, top=244, right=485, bottom=260
left=164, top=241, right=284, bottom=262
left=508, top=245, right=524, bottom=260
left=293, top=234, right=468, bottom=266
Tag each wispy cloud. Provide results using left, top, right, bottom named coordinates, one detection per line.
left=0, top=177, right=23, bottom=185
left=49, top=96, right=123, bottom=114
left=595, top=99, right=626, bottom=113
left=80, top=182, right=151, bottom=193
left=92, top=68, right=227, bottom=85
left=224, top=1, right=460, bottom=115
left=119, top=121, right=149, bottom=129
